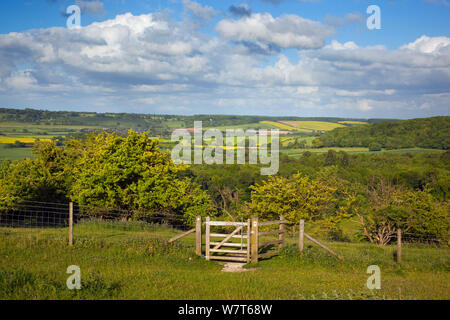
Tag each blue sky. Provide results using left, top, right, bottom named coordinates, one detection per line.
left=0, top=0, right=449, bottom=118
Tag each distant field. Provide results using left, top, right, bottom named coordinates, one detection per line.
left=0, top=137, right=52, bottom=144
left=0, top=122, right=98, bottom=130
left=281, top=136, right=315, bottom=148
left=338, top=121, right=368, bottom=125
left=282, top=121, right=346, bottom=131
left=259, top=121, right=298, bottom=131
left=258, top=121, right=347, bottom=132
left=212, top=122, right=276, bottom=131
left=0, top=144, right=33, bottom=161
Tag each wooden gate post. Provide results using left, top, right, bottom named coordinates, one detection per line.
left=69, top=202, right=73, bottom=246
left=251, top=216, right=259, bottom=263
left=195, top=215, right=202, bottom=256
left=299, top=219, right=304, bottom=253
left=279, top=215, right=286, bottom=250
left=205, top=216, right=210, bottom=260
left=397, top=228, right=402, bottom=264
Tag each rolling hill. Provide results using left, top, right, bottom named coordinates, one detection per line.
left=315, top=116, right=450, bottom=150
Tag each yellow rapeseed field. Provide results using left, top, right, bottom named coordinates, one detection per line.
left=283, top=121, right=346, bottom=131
left=260, top=121, right=297, bottom=131
left=0, top=137, right=52, bottom=144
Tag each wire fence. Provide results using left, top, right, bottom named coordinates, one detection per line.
left=0, top=200, right=70, bottom=228
left=0, top=199, right=195, bottom=246
left=0, top=198, right=448, bottom=266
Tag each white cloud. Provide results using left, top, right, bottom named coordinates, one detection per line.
left=183, top=0, right=217, bottom=20
left=297, top=86, right=319, bottom=94
left=0, top=10, right=448, bottom=118
left=401, top=35, right=450, bottom=54
left=216, top=13, right=334, bottom=50
left=4, top=70, right=37, bottom=90
left=325, top=40, right=359, bottom=50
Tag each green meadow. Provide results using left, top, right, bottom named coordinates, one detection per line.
left=0, top=222, right=448, bottom=300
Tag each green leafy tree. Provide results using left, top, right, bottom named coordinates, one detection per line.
left=0, top=131, right=215, bottom=225
left=0, top=140, right=70, bottom=206
left=247, top=173, right=336, bottom=224
left=312, top=138, right=324, bottom=148
left=68, top=131, right=215, bottom=225
left=368, top=142, right=382, bottom=152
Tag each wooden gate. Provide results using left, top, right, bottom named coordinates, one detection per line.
left=251, top=216, right=286, bottom=262
left=168, top=216, right=343, bottom=262
left=205, top=217, right=251, bottom=263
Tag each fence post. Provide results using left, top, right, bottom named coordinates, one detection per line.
left=195, top=215, right=202, bottom=257
left=299, top=219, right=304, bottom=253
left=397, top=228, right=402, bottom=264
left=251, top=216, right=259, bottom=263
left=69, top=202, right=73, bottom=246
left=205, top=216, right=210, bottom=261
left=279, top=215, right=286, bottom=250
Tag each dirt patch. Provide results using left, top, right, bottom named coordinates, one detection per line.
left=221, top=262, right=256, bottom=273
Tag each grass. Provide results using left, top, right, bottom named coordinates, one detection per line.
left=0, top=221, right=448, bottom=300
left=0, top=144, right=34, bottom=161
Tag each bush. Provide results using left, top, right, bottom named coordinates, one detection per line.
left=368, top=142, right=382, bottom=151
left=4, top=141, right=28, bottom=149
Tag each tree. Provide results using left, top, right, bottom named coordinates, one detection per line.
left=0, top=131, right=215, bottom=226
left=324, top=150, right=338, bottom=166
left=0, top=140, right=70, bottom=206
left=68, top=131, right=215, bottom=225
left=247, top=173, right=336, bottom=224
left=368, top=142, right=382, bottom=152
left=312, top=138, right=324, bottom=148
left=356, top=177, right=449, bottom=245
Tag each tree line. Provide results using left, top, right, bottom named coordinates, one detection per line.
left=313, top=116, right=450, bottom=150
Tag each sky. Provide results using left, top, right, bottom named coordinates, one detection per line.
left=0, top=0, right=449, bottom=118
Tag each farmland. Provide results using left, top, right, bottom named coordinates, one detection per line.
left=0, top=144, right=33, bottom=161
left=280, top=121, right=347, bottom=131
left=259, top=120, right=350, bottom=132
left=2, top=108, right=434, bottom=163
